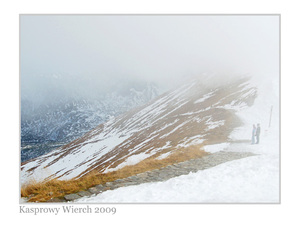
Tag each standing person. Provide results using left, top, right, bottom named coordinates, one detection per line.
left=256, top=123, right=261, bottom=144
left=251, top=124, right=256, bottom=144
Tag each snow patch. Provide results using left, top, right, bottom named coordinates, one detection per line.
left=104, top=152, right=155, bottom=173
left=156, top=152, right=172, bottom=160
left=194, top=91, right=216, bottom=104
left=203, top=143, right=230, bottom=153
left=177, top=135, right=205, bottom=148
left=204, top=116, right=225, bottom=131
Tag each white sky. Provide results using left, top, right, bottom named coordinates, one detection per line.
left=20, top=15, right=279, bottom=100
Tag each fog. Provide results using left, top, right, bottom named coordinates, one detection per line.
left=20, top=15, right=279, bottom=103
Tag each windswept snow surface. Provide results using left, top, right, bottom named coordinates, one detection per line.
left=75, top=75, right=279, bottom=203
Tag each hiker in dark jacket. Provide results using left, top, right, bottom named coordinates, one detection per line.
left=256, top=123, right=261, bottom=144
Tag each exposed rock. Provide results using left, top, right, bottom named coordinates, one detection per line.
left=64, top=194, right=81, bottom=201
left=77, top=191, right=92, bottom=197
left=46, top=197, right=67, bottom=203
left=88, top=187, right=101, bottom=194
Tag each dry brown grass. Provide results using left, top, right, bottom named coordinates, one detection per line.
left=21, top=145, right=208, bottom=202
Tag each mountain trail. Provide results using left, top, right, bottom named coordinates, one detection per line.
left=38, top=142, right=256, bottom=203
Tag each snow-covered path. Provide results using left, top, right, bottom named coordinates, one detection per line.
left=75, top=127, right=279, bottom=203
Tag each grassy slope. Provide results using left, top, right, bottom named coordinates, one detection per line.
left=21, top=145, right=208, bottom=202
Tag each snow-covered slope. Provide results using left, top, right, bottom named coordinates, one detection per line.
left=75, top=74, right=280, bottom=203
left=21, top=76, right=258, bottom=184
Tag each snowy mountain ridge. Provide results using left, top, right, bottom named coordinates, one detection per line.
left=21, top=76, right=257, bottom=184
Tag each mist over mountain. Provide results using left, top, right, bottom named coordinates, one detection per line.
left=20, top=15, right=279, bottom=164
left=21, top=79, right=159, bottom=162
